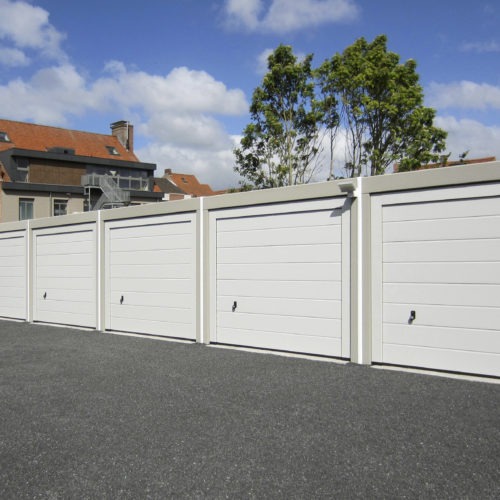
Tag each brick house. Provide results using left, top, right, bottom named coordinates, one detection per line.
left=0, top=119, right=162, bottom=222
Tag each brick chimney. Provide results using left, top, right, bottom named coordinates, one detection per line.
left=110, top=120, right=134, bottom=152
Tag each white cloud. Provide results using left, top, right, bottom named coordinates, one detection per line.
left=435, top=115, right=500, bottom=160
left=137, top=136, right=244, bottom=190
left=224, top=0, right=359, bottom=33
left=460, top=40, right=500, bottom=53
left=256, top=48, right=274, bottom=74
left=0, top=60, right=249, bottom=188
left=428, top=81, right=500, bottom=110
left=0, top=64, right=90, bottom=124
left=0, top=0, right=66, bottom=64
left=0, top=47, right=30, bottom=66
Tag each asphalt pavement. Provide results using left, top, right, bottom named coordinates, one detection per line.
left=1, top=320, right=499, bottom=499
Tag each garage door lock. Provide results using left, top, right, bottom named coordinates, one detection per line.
left=409, top=310, right=416, bottom=324
left=120, top=295, right=124, bottom=305
left=232, top=301, right=237, bottom=312
left=43, top=292, right=47, bottom=299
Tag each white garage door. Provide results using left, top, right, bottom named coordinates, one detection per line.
left=34, top=225, right=96, bottom=328
left=105, top=213, right=197, bottom=339
left=213, top=199, right=350, bottom=357
left=372, top=187, right=500, bottom=377
left=0, top=231, right=27, bottom=320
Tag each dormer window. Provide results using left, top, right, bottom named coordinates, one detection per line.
left=106, top=146, right=120, bottom=156
left=0, top=131, right=11, bottom=142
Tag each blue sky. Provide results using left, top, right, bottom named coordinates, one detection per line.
left=0, top=0, right=499, bottom=188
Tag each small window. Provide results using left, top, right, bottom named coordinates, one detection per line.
left=181, top=177, right=188, bottom=183
left=106, top=146, right=120, bottom=156
left=53, top=199, right=68, bottom=217
left=0, top=131, right=11, bottom=142
left=19, top=198, right=34, bottom=220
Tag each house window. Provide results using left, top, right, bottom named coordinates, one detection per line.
left=53, top=199, right=68, bottom=216
left=0, top=131, right=10, bottom=142
left=19, top=198, right=34, bottom=220
left=17, top=158, right=29, bottom=181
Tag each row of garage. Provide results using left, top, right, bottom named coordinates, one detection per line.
left=0, top=163, right=498, bottom=377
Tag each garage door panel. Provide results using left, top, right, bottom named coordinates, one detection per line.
left=218, top=210, right=341, bottom=232
left=36, top=276, right=94, bottom=291
left=109, top=317, right=193, bottom=338
left=38, top=298, right=95, bottom=315
left=110, top=221, right=190, bottom=239
left=384, top=303, right=498, bottom=331
left=218, top=279, right=342, bottom=301
left=37, top=288, right=94, bottom=302
left=36, top=252, right=94, bottom=267
left=383, top=239, right=500, bottom=263
left=383, top=344, right=500, bottom=377
left=217, top=296, right=341, bottom=319
left=218, top=243, right=341, bottom=265
left=218, top=311, right=341, bottom=338
left=109, top=291, right=191, bottom=308
left=37, top=265, right=94, bottom=279
left=0, top=287, right=24, bottom=298
left=110, top=233, right=192, bottom=253
left=384, top=215, right=500, bottom=242
left=1, top=276, right=27, bottom=288
left=110, top=263, right=192, bottom=280
left=384, top=262, right=499, bottom=284
left=384, top=324, right=500, bottom=354
left=35, top=310, right=95, bottom=327
left=110, top=277, right=192, bottom=295
left=217, top=327, right=342, bottom=357
left=218, top=225, right=342, bottom=248
left=110, top=303, right=192, bottom=324
left=36, top=235, right=93, bottom=255
left=0, top=265, right=24, bottom=277
left=384, top=283, right=500, bottom=308
left=217, top=262, right=341, bottom=281
left=383, top=196, right=500, bottom=222
left=110, top=248, right=190, bottom=266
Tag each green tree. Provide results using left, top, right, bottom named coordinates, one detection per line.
left=234, top=45, right=323, bottom=189
left=317, top=35, right=447, bottom=176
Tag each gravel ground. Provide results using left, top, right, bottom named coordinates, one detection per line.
left=1, top=320, right=499, bottom=499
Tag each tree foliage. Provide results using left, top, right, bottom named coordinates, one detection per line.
left=234, top=45, right=324, bottom=189
left=234, top=36, right=447, bottom=187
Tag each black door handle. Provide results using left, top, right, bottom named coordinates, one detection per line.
left=43, top=292, right=47, bottom=299
left=409, top=310, right=416, bottom=323
left=232, top=301, right=237, bottom=312
left=120, top=295, right=124, bottom=305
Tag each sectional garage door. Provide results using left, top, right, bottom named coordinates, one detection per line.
left=0, top=231, right=27, bottom=320
left=33, top=224, right=96, bottom=328
left=371, top=185, right=500, bottom=377
left=105, top=213, right=197, bottom=339
left=212, top=198, right=350, bottom=357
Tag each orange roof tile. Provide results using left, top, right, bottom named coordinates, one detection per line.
left=0, top=119, right=139, bottom=162
left=168, top=172, right=218, bottom=197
